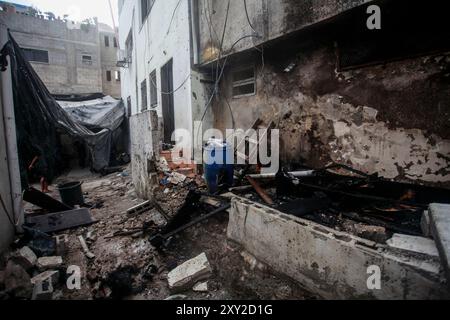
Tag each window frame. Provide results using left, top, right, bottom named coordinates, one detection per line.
left=140, top=0, right=155, bottom=25
left=115, top=70, right=121, bottom=82
left=232, top=66, right=256, bottom=98
left=22, top=47, right=49, bottom=64
left=104, top=35, right=110, bottom=47
left=106, top=70, right=112, bottom=82
left=149, top=70, right=158, bottom=108
left=81, top=54, right=93, bottom=66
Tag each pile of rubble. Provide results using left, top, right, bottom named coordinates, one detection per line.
left=0, top=244, right=66, bottom=300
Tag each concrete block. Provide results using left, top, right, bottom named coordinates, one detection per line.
left=429, top=203, right=450, bottom=282
left=32, top=278, right=53, bottom=300
left=37, top=256, right=63, bottom=270
left=12, top=246, right=37, bottom=271
left=168, top=253, right=212, bottom=292
left=31, top=271, right=60, bottom=286
left=387, top=234, right=439, bottom=258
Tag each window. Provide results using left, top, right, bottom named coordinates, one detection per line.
left=22, top=48, right=49, bottom=63
left=141, top=79, right=148, bottom=111
left=141, top=0, right=155, bottom=24
left=82, top=55, right=92, bottom=65
left=115, top=70, right=121, bottom=82
left=149, top=70, right=157, bottom=108
left=104, top=35, right=110, bottom=47
left=113, top=37, right=118, bottom=48
left=232, top=67, right=256, bottom=97
left=106, top=71, right=112, bottom=81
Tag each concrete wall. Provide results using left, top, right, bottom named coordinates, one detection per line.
left=0, top=10, right=102, bottom=95
left=228, top=197, right=449, bottom=299
left=130, top=110, right=159, bottom=199
left=212, top=46, right=450, bottom=184
left=99, top=24, right=121, bottom=98
left=118, top=0, right=206, bottom=195
left=200, top=1, right=450, bottom=185
left=0, top=79, right=15, bottom=253
left=196, top=0, right=368, bottom=65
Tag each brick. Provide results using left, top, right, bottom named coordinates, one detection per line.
left=12, top=246, right=37, bottom=271
left=168, top=253, right=212, bottom=292
left=37, top=257, right=63, bottom=271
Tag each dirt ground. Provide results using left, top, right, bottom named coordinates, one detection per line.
left=32, top=167, right=319, bottom=300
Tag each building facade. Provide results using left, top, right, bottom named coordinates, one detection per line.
left=118, top=0, right=207, bottom=198
left=0, top=2, right=121, bottom=97
left=193, top=0, right=450, bottom=185
left=99, top=23, right=121, bottom=98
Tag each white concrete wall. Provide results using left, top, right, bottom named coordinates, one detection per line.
left=0, top=26, right=21, bottom=253
left=118, top=0, right=195, bottom=134
left=228, top=197, right=450, bottom=299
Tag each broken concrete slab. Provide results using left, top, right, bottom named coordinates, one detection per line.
left=12, top=246, right=38, bottom=271
left=387, top=234, right=439, bottom=258
left=31, top=271, right=60, bottom=286
left=32, top=278, right=53, bottom=300
left=168, top=253, right=212, bottom=293
left=429, top=203, right=450, bottom=283
left=193, top=281, right=208, bottom=292
left=4, top=261, right=32, bottom=299
left=37, top=256, right=63, bottom=270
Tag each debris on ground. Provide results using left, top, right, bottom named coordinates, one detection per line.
left=168, top=253, right=212, bottom=293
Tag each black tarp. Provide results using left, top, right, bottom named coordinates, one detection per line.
left=0, top=32, right=126, bottom=187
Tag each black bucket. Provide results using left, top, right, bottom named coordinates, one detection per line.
left=57, top=181, right=84, bottom=208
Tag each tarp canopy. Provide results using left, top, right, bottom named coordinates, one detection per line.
left=0, top=32, right=126, bottom=186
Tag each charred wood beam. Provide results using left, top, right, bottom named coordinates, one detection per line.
left=247, top=176, right=274, bottom=205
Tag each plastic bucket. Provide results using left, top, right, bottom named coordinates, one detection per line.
left=203, top=141, right=234, bottom=193
left=57, top=181, right=84, bottom=207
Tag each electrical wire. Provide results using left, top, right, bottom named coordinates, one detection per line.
left=166, top=0, right=183, bottom=36
left=244, top=0, right=258, bottom=35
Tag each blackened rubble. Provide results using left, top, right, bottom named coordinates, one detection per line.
left=234, top=164, right=450, bottom=243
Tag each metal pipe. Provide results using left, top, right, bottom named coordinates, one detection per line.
left=247, top=170, right=316, bottom=179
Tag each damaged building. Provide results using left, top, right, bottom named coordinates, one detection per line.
left=0, top=1, right=121, bottom=98
left=1, top=0, right=450, bottom=301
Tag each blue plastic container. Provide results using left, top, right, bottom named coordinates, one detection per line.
left=203, top=140, right=234, bottom=194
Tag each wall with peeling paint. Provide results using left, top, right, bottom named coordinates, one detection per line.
left=211, top=42, right=450, bottom=185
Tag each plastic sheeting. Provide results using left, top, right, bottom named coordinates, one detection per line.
left=0, top=32, right=126, bottom=186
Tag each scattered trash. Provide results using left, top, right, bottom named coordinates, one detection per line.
left=23, top=187, right=72, bottom=213
left=78, top=236, right=95, bottom=260
left=25, top=208, right=96, bottom=234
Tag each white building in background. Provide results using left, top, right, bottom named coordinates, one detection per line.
left=117, top=0, right=207, bottom=198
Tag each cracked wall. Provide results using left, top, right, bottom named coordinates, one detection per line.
left=212, top=41, right=450, bottom=185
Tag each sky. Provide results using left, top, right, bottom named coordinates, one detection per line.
left=11, top=0, right=119, bottom=27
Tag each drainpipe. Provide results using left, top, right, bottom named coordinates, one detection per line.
left=0, top=26, right=24, bottom=231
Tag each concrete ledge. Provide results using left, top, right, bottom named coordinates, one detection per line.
left=227, top=197, right=449, bottom=300
left=429, top=203, right=450, bottom=284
